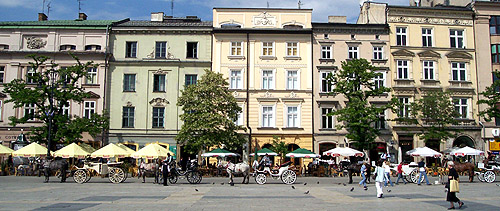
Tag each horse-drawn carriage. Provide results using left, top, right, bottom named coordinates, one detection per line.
left=476, top=160, right=499, bottom=183
left=73, top=161, right=127, bottom=184
left=253, top=161, right=297, bottom=185
left=166, top=160, right=202, bottom=184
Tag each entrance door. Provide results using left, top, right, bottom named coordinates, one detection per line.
left=425, top=139, right=440, bottom=166
left=399, top=135, right=413, bottom=163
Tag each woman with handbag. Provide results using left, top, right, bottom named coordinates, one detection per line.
left=446, top=161, right=464, bottom=209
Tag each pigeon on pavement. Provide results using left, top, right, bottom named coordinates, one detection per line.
left=304, top=191, right=309, bottom=194
left=350, top=187, right=354, bottom=192
left=292, top=186, right=295, bottom=189
left=387, top=189, right=391, bottom=192
left=304, top=183, right=307, bottom=185
left=317, top=181, right=320, bottom=184
left=195, top=189, right=199, bottom=192
left=221, top=183, right=224, bottom=185
left=343, top=183, right=346, bottom=186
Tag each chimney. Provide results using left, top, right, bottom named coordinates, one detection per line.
left=328, top=16, right=347, bottom=23
left=38, top=13, right=48, bottom=21
left=78, top=13, right=88, bottom=20
left=151, top=12, right=164, bottom=22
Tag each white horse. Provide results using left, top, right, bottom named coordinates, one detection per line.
left=220, top=161, right=250, bottom=185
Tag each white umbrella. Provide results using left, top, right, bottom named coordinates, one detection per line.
left=322, top=147, right=364, bottom=157
left=398, top=147, right=402, bottom=164
left=406, top=147, right=442, bottom=158
left=201, top=148, right=239, bottom=157
left=286, top=148, right=320, bottom=158
left=451, top=146, right=484, bottom=157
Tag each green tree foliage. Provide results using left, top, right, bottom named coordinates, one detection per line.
left=327, top=59, right=392, bottom=151
left=270, top=135, right=289, bottom=163
left=3, top=55, right=109, bottom=150
left=176, top=69, right=246, bottom=154
left=478, top=71, right=500, bottom=123
left=396, top=91, right=460, bottom=142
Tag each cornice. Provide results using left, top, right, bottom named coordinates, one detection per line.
left=388, top=16, right=473, bottom=26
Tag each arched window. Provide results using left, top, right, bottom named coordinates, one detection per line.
left=283, top=24, right=303, bottom=29
left=0, top=44, right=9, bottom=50
left=85, top=45, right=102, bottom=51
left=221, top=23, right=242, bottom=28
left=60, top=45, right=76, bottom=51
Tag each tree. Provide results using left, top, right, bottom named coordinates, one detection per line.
left=396, top=91, right=460, bottom=143
left=478, top=71, right=500, bottom=123
left=270, top=135, right=289, bottom=164
left=327, top=59, right=392, bottom=154
left=3, top=55, right=109, bottom=150
left=176, top=69, right=246, bottom=154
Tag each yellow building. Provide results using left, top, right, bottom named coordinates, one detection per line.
left=212, top=8, right=313, bottom=164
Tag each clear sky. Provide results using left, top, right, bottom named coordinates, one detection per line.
left=0, top=0, right=408, bottom=23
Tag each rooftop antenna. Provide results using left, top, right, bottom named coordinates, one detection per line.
left=42, top=0, right=46, bottom=13
left=267, top=1, right=269, bottom=8
left=298, top=0, right=303, bottom=9
left=171, top=0, right=174, bottom=17
left=47, top=1, right=52, bottom=17
left=77, top=0, right=84, bottom=14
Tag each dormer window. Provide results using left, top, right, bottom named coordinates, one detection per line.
left=221, top=23, right=242, bottom=28
left=85, top=45, right=101, bottom=51
left=60, top=45, right=76, bottom=51
left=0, top=44, right=9, bottom=50
left=283, top=24, right=303, bottom=29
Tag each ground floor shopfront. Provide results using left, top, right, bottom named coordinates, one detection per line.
left=250, top=134, right=313, bottom=167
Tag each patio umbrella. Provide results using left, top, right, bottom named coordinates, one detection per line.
left=0, top=145, right=14, bottom=155
left=442, top=147, right=460, bottom=155
left=250, top=148, right=278, bottom=156
left=79, top=143, right=96, bottom=153
left=91, top=143, right=131, bottom=158
left=406, top=147, right=442, bottom=158
left=117, top=143, right=136, bottom=154
left=451, top=146, right=484, bottom=157
left=132, top=143, right=174, bottom=159
left=286, top=148, right=320, bottom=158
left=53, top=143, right=90, bottom=158
left=12, top=142, right=49, bottom=157
left=201, top=148, right=238, bottom=157
left=398, top=147, right=402, bottom=164
left=322, top=147, right=364, bottom=157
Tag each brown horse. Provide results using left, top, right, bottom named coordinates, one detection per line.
left=442, top=158, right=475, bottom=182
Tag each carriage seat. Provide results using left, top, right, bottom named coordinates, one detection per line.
left=279, top=161, right=292, bottom=168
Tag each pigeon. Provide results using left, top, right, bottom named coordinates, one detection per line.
left=343, top=183, right=346, bottom=186
left=292, top=186, right=295, bottom=189
left=387, top=189, right=391, bottom=192
left=304, top=183, right=307, bottom=185
left=221, top=183, right=224, bottom=185
left=212, top=182, right=215, bottom=185
left=496, top=184, right=500, bottom=187
left=350, top=187, right=354, bottom=192
left=338, top=183, right=342, bottom=185
left=195, top=189, right=199, bottom=192
left=317, top=181, right=320, bottom=184
left=304, top=191, right=309, bottom=194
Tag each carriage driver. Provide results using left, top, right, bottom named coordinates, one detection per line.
left=259, top=153, right=272, bottom=172
left=162, top=153, right=174, bottom=186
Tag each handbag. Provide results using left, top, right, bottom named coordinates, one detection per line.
left=450, top=179, right=459, bottom=193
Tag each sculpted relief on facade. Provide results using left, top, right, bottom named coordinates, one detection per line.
left=253, top=12, right=276, bottom=27
left=388, top=16, right=473, bottom=26
left=25, top=36, right=47, bottom=49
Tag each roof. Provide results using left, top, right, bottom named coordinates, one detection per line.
left=312, top=22, right=388, bottom=28
left=115, top=20, right=212, bottom=28
left=213, top=28, right=311, bottom=34
left=213, top=7, right=312, bottom=11
left=388, top=5, right=473, bottom=12
left=0, top=19, right=127, bottom=29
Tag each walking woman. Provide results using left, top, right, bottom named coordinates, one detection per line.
left=375, top=160, right=385, bottom=198
left=446, top=161, right=464, bottom=209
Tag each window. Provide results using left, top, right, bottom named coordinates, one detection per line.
left=321, top=45, right=332, bottom=59
left=155, top=42, right=167, bottom=58
left=373, top=46, right=383, bottom=60
left=186, top=42, right=198, bottom=59
left=153, top=74, right=166, bottom=92
left=348, top=46, right=359, bottom=59
left=375, top=35, right=380, bottom=40
left=492, top=44, right=500, bottom=64
left=85, top=45, right=101, bottom=51
left=374, top=72, right=385, bottom=90
left=0, top=100, right=2, bottom=120
left=122, top=107, right=134, bottom=128
left=286, top=70, right=299, bottom=90
left=324, top=34, right=329, bottom=39
left=451, top=62, right=466, bottom=81
left=86, top=67, right=97, bottom=84
left=450, top=29, right=464, bottom=48
left=321, top=108, right=333, bottom=129
left=287, top=106, right=299, bottom=127
left=230, top=42, right=243, bottom=56
left=152, top=107, right=164, bottom=128
left=262, top=42, right=274, bottom=56
left=230, top=70, right=242, bottom=89
left=125, top=42, right=137, bottom=58
left=320, top=71, right=332, bottom=93
left=235, top=105, right=244, bottom=126
left=423, top=61, right=435, bottom=80
left=375, top=110, right=386, bottom=129
left=123, top=74, right=136, bottom=92
left=83, top=101, right=95, bottom=119
left=26, top=67, right=35, bottom=84
left=351, top=34, right=356, bottom=40
left=0, top=66, right=4, bottom=83
left=261, top=106, right=274, bottom=127
left=185, top=74, right=197, bottom=86
left=60, top=45, right=76, bottom=51
left=396, top=60, right=409, bottom=79
left=490, top=16, right=500, bottom=35
left=286, top=42, right=298, bottom=57
left=399, top=97, right=410, bottom=118
left=62, top=103, right=70, bottom=116
left=262, top=70, right=274, bottom=90
left=453, top=98, right=468, bottom=119
left=422, top=28, right=433, bottom=47
left=0, top=44, right=8, bottom=50
left=396, top=27, right=407, bottom=46
left=24, top=103, right=36, bottom=120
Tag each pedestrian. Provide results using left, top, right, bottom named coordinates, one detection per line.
left=374, top=160, right=385, bottom=198
left=162, top=153, right=173, bottom=186
left=446, top=161, right=464, bottom=209
left=417, top=158, right=431, bottom=185
left=383, top=161, right=394, bottom=187
left=395, top=162, right=407, bottom=185
left=359, top=161, right=368, bottom=190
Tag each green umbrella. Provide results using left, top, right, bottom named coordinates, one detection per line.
left=285, top=148, right=320, bottom=158
left=250, top=148, right=278, bottom=156
left=201, top=148, right=238, bottom=157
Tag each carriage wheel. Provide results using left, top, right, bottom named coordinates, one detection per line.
left=187, top=171, right=202, bottom=184
left=281, top=170, right=297, bottom=185
left=108, top=167, right=125, bottom=184
left=85, top=170, right=92, bottom=183
left=168, top=174, right=178, bottom=184
left=73, top=169, right=87, bottom=184
left=255, top=173, right=267, bottom=185
left=477, top=172, right=485, bottom=182
left=484, top=171, right=496, bottom=183
left=409, top=169, right=424, bottom=184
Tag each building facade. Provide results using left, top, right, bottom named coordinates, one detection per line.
left=312, top=18, right=391, bottom=161
left=107, top=14, right=212, bottom=152
left=212, top=8, right=313, bottom=163
left=0, top=13, right=119, bottom=148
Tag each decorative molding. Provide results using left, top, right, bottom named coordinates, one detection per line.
left=254, top=64, right=307, bottom=68
left=253, top=11, right=276, bottom=27
left=388, top=16, right=473, bottom=26
left=153, top=68, right=169, bottom=74
left=261, top=91, right=273, bottom=98
left=149, top=97, right=169, bottom=106
left=446, top=51, right=473, bottom=60
left=392, top=49, right=415, bottom=57
left=26, top=36, right=46, bottom=49
left=125, top=101, right=133, bottom=107
left=221, top=63, right=247, bottom=67
left=288, top=91, right=297, bottom=98
left=232, top=91, right=240, bottom=98
left=418, top=50, right=441, bottom=58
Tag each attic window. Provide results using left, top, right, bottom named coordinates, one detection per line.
left=85, top=45, right=102, bottom=51
left=0, top=44, right=9, bottom=50
left=221, top=23, right=241, bottom=28
left=60, top=45, right=76, bottom=51
left=283, top=24, right=303, bottom=29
